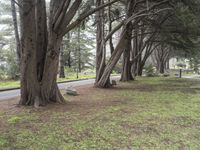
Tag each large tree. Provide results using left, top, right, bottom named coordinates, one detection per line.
left=18, top=0, right=119, bottom=106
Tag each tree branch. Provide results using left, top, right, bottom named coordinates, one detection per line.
left=61, top=0, right=120, bottom=36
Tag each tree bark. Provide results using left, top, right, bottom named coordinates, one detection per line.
left=132, top=29, right=139, bottom=77
left=19, top=0, right=65, bottom=106
left=108, top=0, right=114, bottom=54
left=19, top=0, right=41, bottom=106
left=120, top=36, right=134, bottom=81
left=95, top=0, right=111, bottom=87
left=120, top=0, right=134, bottom=81
left=59, top=42, right=65, bottom=78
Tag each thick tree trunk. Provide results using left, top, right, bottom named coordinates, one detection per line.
left=19, top=0, right=65, bottom=106
left=35, top=0, right=48, bottom=82
left=11, top=0, right=21, bottom=64
left=120, top=38, right=134, bottom=81
left=19, top=0, right=41, bottom=106
left=41, top=32, right=65, bottom=104
left=120, top=10, right=134, bottom=81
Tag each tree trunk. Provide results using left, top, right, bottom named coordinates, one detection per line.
left=108, top=0, right=114, bottom=54
left=19, top=0, right=41, bottom=106
left=137, top=54, right=143, bottom=76
left=66, top=33, right=71, bottom=68
left=96, top=28, right=128, bottom=87
left=19, top=0, right=65, bottom=106
left=120, top=7, right=134, bottom=81
left=132, top=30, right=138, bottom=77
left=120, top=38, right=134, bottom=81
left=77, top=25, right=81, bottom=72
left=137, top=61, right=144, bottom=76
left=95, top=0, right=111, bottom=87
left=96, top=0, right=135, bottom=87
left=11, top=0, right=21, bottom=64
left=59, top=42, right=65, bottom=78
left=159, top=61, right=165, bottom=74
left=41, top=32, right=65, bottom=104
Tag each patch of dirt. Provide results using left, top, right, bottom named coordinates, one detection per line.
left=170, top=116, right=200, bottom=128
left=121, top=123, right=160, bottom=135
left=0, top=84, right=130, bottom=117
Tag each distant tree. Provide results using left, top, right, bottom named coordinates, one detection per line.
left=10, top=0, right=21, bottom=64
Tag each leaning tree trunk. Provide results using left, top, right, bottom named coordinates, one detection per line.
left=96, top=0, right=135, bottom=87
left=96, top=29, right=128, bottom=87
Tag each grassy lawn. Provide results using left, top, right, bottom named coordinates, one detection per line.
left=0, top=80, right=20, bottom=89
left=0, top=77, right=200, bottom=149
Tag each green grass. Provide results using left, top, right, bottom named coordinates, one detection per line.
left=57, top=73, right=95, bottom=82
left=0, top=80, right=20, bottom=89
left=0, top=77, right=200, bottom=149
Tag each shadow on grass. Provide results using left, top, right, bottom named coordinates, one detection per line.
left=111, top=77, right=200, bottom=94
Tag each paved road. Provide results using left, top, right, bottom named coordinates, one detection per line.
left=0, top=79, right=95, bottom=101
left=0, top=77, right=119, bottom=101
left=182, top=76, right=200, bottom=80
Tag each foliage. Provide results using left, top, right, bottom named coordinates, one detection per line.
left=0, top=39, right=20, bottom=80
left=0, top=1, right=19, bottom=80
left=144, top=64, right=156, bottom=77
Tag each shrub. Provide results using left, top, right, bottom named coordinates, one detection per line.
left=144, top=64, right=156, bottom=77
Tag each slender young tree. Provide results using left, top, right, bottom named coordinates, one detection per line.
left=11, top=0, right=21, bottom=64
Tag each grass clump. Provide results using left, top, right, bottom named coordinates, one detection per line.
left=7, top=116, right=22, bottom=124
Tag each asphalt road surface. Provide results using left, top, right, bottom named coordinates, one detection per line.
left=0, top=77, right=119, bottom=101
left=0, top=79, right=96, bottom=101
